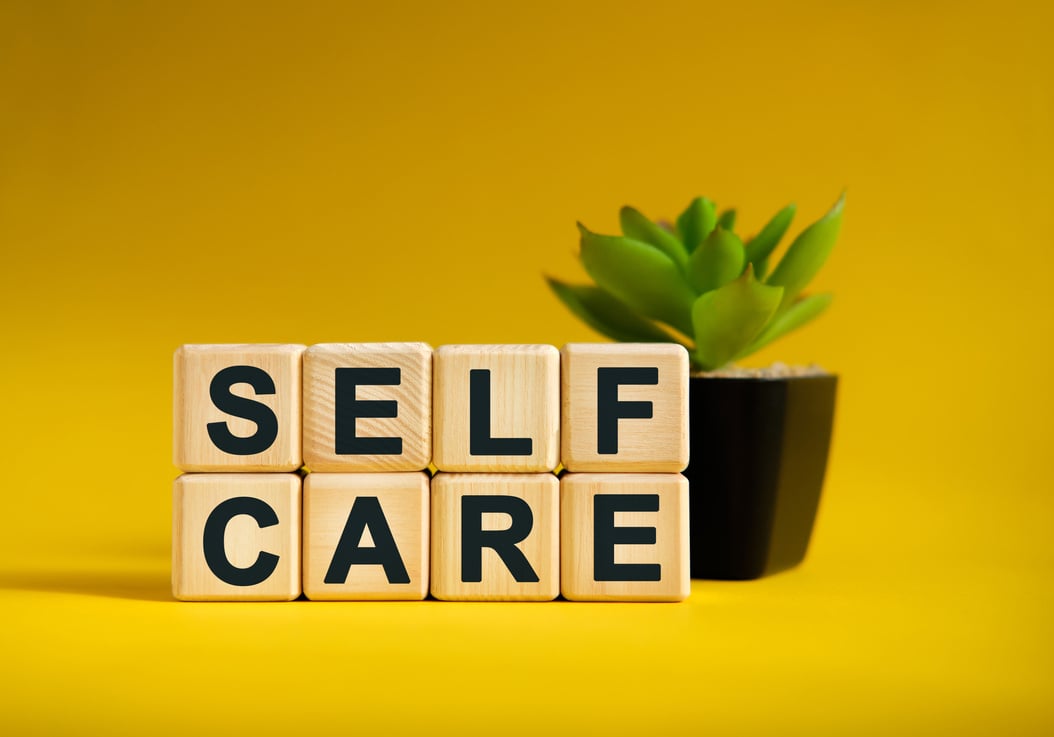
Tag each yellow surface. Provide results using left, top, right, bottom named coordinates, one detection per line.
left=1, top=1, right=1051, bottom=734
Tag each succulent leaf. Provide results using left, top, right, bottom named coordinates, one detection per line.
left=619, top=206, right=689, bottom=269
left=675, top=197, right=716, bottom=253
left=545, top=277, right=676, bottom=343
left=691, top=265, right=783, bottom=370
left=578, top=223, right=696, bottom=336
left=767, top=192, right=845, bottom=309
left=739, top=292, right=832, bottom=358
left=754, top=255, right=770, bottom=280
left=686, top=227, right=745, bottom=294
left=744, top=203, right=796, bottom=270
left=547, top=193, right=842, bottom=365
left=716, top=208, right=737, bottom=231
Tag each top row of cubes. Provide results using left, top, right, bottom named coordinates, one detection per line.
left=174, top=343, right=689, bottom=474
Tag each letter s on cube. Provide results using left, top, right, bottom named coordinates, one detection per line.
left=174, top=344, right=305, bottom=472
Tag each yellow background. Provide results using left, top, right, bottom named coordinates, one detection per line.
left=1, top=1, right=1051, bottom=734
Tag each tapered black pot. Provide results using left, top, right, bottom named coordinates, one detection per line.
left=683, top=374, right=837, bottom=580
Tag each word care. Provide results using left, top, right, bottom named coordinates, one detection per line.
left=172, top=343, right=690, bottom=602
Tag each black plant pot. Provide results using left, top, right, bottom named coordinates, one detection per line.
left=683, top=374, right=838, bottom=580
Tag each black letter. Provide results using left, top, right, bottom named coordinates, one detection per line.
left=596, top=367, right=657, bottom=454
left=203, top=497, right=281, bottom=586
left=324, top=496, right=410, bottom=584
left=335, top=367, right=403, bottom=455
left=206, top=365, right=279, bottom=455
left=461, top=495, right=538, bottom=582
left=594, top=494, right=661, bottom=582
left=469, top=369, right=532, bottom=456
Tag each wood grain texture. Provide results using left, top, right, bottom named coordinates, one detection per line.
left=303, top=472, right=430, bottom=600
left=303, top=343, right=432, bottom=472
left=560, top=473, right=689, bottom=602
left=172, top=473, right=302, bottom=601
left=433, top=344, right=559, bottom=472
left=561, top=343, right=689, bottom=472
left=174, top=344, right=305, bottom=472
left=430, top=473, right=559, bottom=601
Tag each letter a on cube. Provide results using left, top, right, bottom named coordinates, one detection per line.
left=561, top=343, right=689, bottom=472
left=303, top=472, right=430, bottom=600
left=174, top=344, right=305, bottom=472
left=172, top=474, right=302, bottom=601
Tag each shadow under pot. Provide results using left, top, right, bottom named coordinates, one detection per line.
left=683, top=373, right=838, bottom=580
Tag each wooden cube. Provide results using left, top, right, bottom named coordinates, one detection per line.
left=431, top=473, right=559, bottom=601
left=174, top=344, right=305, bottom=472
left=433, top=345, right=559, bottom=472
left=172, top=473, right=301, bottom=601
left=303, top=343, right=432, bottom=472
left=560, top=473, right=689, bottom=602
left=303, top=472, right=429, bottom=600
left=561, top=343, right=689, bottom=472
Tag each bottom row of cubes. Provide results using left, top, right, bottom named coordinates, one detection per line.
left=172, top=472, right=689, bottom=602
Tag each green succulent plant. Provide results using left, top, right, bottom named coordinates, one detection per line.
left=546, top=193, right=845, bottom=372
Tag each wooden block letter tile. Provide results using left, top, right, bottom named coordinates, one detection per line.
left=561, top=343, right=689, bottom=472
left=431, top=473, right=559, bottom=601
left=303, top=343, right=432, bottom=472
left=303, top=473, right=429, bottom=600
left=172, top=474, right=302, bottom=601
left=433, top=345, right=559, bottom=472
left=174, top=344, right=305, bottom=472
left=561, top=473, right=689, bottom=602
